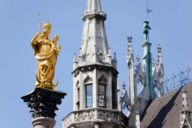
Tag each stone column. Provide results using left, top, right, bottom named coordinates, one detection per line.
left=32, top=117, right=55, bottom=128
left=21, top=88, right=66, bottom=128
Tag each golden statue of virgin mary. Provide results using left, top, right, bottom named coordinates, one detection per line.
left=31, top=22, right=61, bottom=90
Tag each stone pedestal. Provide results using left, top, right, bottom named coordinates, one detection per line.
left=21, top=88, right=66, bottom=128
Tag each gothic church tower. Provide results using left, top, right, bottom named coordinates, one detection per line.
left=63, top=0, right=128, bottom=128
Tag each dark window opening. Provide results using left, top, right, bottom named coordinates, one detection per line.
left=98, top=84, right=106, bottom=107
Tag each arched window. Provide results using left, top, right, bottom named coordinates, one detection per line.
left=85, top=84, right=93, bottom=108
left=98, top=84, right=106, bottom=107
left=84, top=76, right=93, bottom=108
left=98, top=75, right=107, bottom=107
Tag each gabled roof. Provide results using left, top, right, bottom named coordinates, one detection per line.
left=141, top=84, right=192, bottom=128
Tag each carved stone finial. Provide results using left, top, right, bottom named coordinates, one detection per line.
left=157, top=44, right=162, bottom=53
left=122, top=82, right=126, bottom=90
left=127, top=36, right=134, bottom=65
left=127, top=37, right=133, bottom=50
left=127, top=36, right=133, bottom=43
left=153, top=43, right=164, bottom=97
left=156, top=44, right=163, bottom=65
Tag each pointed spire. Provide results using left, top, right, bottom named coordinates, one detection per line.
left=127, top=36, right=134, bottom=65
left=75, top=0, right=113, bottom=69
left=87, top=0, right=102, bottom=12
left=127, top=36, right=137, bottom=106
left=157, top=44, right=163, bottom=66
left=142, top=21, right=155, bottom=100
left=82, top=0, right=106, bottom=21
left=153, top=44, right=164, bottom=97
left=120, top=82, right=131, bottom=110
left=156, top=44, right=164, bottom=77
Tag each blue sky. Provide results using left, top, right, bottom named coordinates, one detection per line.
left=0, top=0, right=192, bottom=128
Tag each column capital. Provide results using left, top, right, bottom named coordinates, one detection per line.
left=21, top=88, right=66, bottom=119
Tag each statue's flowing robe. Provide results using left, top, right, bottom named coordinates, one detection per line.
left=32, top=33, right=58, bottom=87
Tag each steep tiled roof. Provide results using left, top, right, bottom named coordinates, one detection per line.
left=141, top=84, right=192, bottom=128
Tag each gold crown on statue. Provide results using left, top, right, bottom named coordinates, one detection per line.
left=43, top=22, right=51, bottom=30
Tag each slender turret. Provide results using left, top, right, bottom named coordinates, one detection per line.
left=142, top=21, right=156, bottom=100
left=72, top=0, right=117, bottom=111
left=63, top=0, right=128, bottom=128
left=128, top=21, right=158, bottom=127
left=76, top=0, right=113, bottom=68
left=127, top=37, right=137, bottom=106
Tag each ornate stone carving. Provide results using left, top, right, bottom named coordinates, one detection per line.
left=98, top=110, right=117, bottom=121
left=63, top=114, right=74, bottom=128
left=180, top=90, right=192, bottom=128
left=21, top=88, right=66, bottom=118
left=74, top=110, right=94, bottom=122
left=63, top=108, right=128, bottom=128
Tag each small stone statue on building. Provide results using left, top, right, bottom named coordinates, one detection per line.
left=143, top=21, right=151, bottom=42
left=31, top=22, right=61, bottom=90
